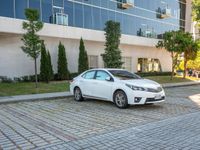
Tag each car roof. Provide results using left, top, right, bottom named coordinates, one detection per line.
left=89, top=68, right=126, bottom=71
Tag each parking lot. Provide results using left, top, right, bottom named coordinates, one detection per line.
left=0, top=85, right=200, bottom=150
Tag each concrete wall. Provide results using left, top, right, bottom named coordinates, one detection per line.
left=0, top=35, right=172, bottom=78
left=185, top=0, right=193, bottom=33
left=0, top=16, right=159, bottom=47
left=0, top=17, right=172, bottom=78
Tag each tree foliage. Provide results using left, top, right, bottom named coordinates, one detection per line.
left=157, top=30, right=199, bottom=79
left=156, top=30, right=184, bottom=80
left=47, top=51, right=54, bottom=80
left=40, top=41, right=48, bottom=82
left=78, top=38, right=89, bottom=73
left=180, top=32, right=199, bottom=78
left=40, top=41, right=53, bottom=83
left=57, top=42, right=69, bottom=80
left=21, top=8, right=43, bottom=88
left=192, top=0, right=200, bottom=23
left=188, top=50, right=200, bottom=71
left=102, top=20, right=123, bottom=68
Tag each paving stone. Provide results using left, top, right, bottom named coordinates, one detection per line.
left=0, top=85, right=200, bottom=149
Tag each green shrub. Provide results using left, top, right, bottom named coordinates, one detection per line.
left=136, top=72, right=172, bottom=77
left=102, top=20, right=123, bottom=68
left=78, top=38, right=89, bottom=73
left=57, top=42, right=70, bottom=80
left=47, top=51, right=54, bottom=80
left=0, top=76, right=13, bottom=83
left=70, top=72, right=79, bottom=80
left=40, top=41, right=49, bottom=82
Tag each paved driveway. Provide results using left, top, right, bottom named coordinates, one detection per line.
left=0, top=85, right=200, bottom=150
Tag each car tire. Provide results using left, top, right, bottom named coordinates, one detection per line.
left=74, top=87, right=84, bottom=101
left=114, top=90, right=128, bottom=109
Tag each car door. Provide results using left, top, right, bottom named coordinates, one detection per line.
left=79, top=70, right=96, bottom=97
left=92, top=70, right=114, bottom=101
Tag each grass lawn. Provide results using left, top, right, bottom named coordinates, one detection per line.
left=0, top=81, right=69, bottom=97
left=0, top=76, right=199, bottom=97
left=145, top=76, right=199, bottom=84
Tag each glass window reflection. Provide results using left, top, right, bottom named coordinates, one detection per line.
left=15, top=0, right=27, bottom=19
left=0, top=0, right=14, bottom=18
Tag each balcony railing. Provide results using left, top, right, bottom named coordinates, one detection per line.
left=50, top=13, right=68, bottom=26
left=117, top=0, right=134, bottom=9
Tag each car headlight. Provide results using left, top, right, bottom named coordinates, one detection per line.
left=125, top=84, right=146, bottom=91
left=146, top=87, right=163, bottom=93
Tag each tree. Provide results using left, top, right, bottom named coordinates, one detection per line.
left=188, top=50, right=200, bottom=71
left=40, top=41, right=48, bottom=82
left=180, top=32, right=199, bottom=78
left=192, top=0, right=200, bottom=24
left=156, top=31, right=184, bottom=80
left=57, top=42, right=69, bottom=80
left=102, top=20, right=123, bottom=68
left=78, top=38, right=89, bottom=73
left=47, top=51, right=54, bottom=81
left=21, top=9, right=43, bottom=88
left=40, top=41, right=54, bottom=83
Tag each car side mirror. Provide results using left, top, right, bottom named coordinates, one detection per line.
left=105, top=76, right=113, bottom=82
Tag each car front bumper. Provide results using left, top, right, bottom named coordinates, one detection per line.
left=127, top=90, right=165, bottom=105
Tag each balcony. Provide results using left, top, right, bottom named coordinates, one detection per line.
left=157, top=7, right=171, bottom=19
left=117, top=0, right=134, bottom=9
left=50, top=13, right=68, bottom=26
left=160, top=8, right=171, bottom=19
left=137, top=28, right=157, bottom=39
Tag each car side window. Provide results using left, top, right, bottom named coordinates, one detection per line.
left=82, top=71, right=95, bottom=79
left=95, top=71, right=110, bottom=81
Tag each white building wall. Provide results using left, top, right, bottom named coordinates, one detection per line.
left=0, top=35, right=172, bottom=78
left=0, top=17, right=172, bottom=78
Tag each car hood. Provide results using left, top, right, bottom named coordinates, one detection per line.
left=121, top=79, right=161, bottom=89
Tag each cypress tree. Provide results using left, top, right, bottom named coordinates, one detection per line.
left=78, top=38, right=89, bottom=73
left=102, top=20, right=123, bottom=68
left=40, top=41, right=48, bottom=82
left=47, top=51, right=54, bottom=81
left=57, top=42, right=69, bottom=80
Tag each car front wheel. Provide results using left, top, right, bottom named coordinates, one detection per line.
left=114, top=90, right=128, bottom=109
left=74, top=87, right=84, bottom=101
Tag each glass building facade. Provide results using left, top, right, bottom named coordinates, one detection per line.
left=0, top=0, right=186, bottom=39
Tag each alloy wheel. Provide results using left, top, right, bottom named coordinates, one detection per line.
left=74, top=87, right=83, bottom=101
left=114, top=91, right=128, bottom=108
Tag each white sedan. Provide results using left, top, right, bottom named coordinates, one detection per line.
left=70, top=69, right=165, bottom=108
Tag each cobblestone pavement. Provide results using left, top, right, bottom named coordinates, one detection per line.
left=0, top=85, right=200, bottom=150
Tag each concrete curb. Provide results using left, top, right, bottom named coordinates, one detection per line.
left=162, top=81, right=200, bottom=88
left=0, top=92, right=73, bottom=104
left=0, top=81, right=200, bottom=104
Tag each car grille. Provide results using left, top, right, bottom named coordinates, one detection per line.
left=147, top=87, right=163, bottom=93
left=146, top=96, right=165, bottom=102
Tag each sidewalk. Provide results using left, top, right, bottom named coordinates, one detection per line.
left=0, top=92, right=72, bottom=104
left=162, top=80, right=200, bottom=88
left=0, top=81, right=200, bottom=104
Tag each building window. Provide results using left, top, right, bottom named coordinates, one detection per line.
left=122, top=57, right=132, bottom=72
left=74, top=3, right=83, bottom=28
left=0, top=0, right=14, bottom=18
left=137, top=58, right=162, bottom=72
left=42, top=0, right=52, bottom=23
left=89, top=55, right=98, bottom=69
left=15, top=0, right=28, bottom=19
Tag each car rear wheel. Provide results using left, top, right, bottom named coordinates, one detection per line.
left=74, top=87, right=84, bottom=101
left=114, top=90, right=128, bottom=109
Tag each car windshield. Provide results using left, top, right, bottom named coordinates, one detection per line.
left=108, top=70, right=142, bottom=80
